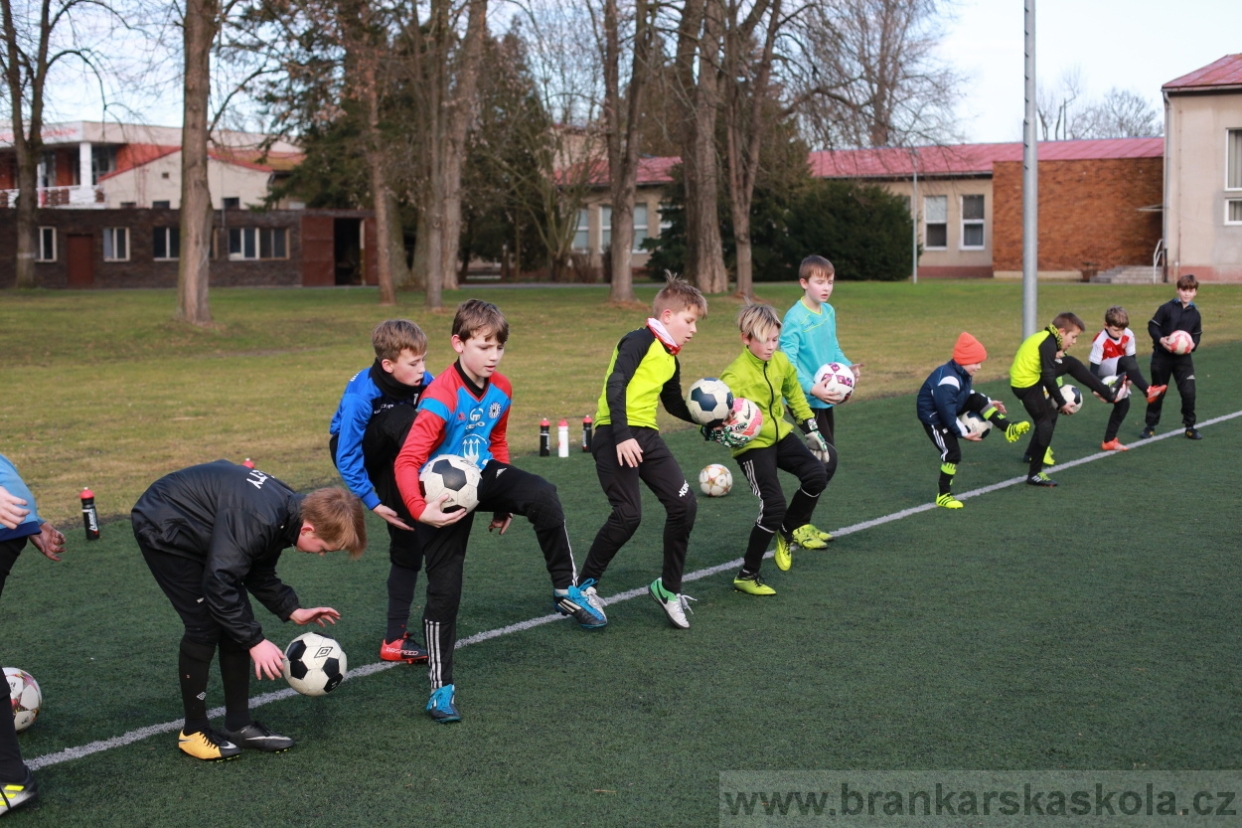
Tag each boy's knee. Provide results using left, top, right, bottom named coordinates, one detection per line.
left=180, top=635, right=217, bottom=661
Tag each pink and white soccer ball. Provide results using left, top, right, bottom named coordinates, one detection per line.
left=698, top=463, right=733, bottom=497
left=814, top=363, right=855, bottom=402
left=723, top=398, right=764, bottom=446
left=5, top=667, right=41, bottom=732
left=1167, top=330, right=1194, bottom=355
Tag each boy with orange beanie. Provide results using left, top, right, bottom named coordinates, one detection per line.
left=916, top=333, right=1031, bottom=508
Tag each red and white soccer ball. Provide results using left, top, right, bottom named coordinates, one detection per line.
left=5, top=667, right=41, bottom=732
left=420, top=455, right=481, bottom=513
left=814, top=362, right=855, bottom=402
left=722, top=398, right=764, bottom=447
left=698, top=463, right=733, bottom=497
left=1167, top=330, right=1194, bottom=355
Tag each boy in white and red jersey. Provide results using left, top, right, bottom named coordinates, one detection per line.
left=394, top=299, right=604, bottom=724
left=1088, top=306, right=1167, bottom=451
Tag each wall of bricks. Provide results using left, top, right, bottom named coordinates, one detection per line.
left=992, top=157, right=1163, bottom=274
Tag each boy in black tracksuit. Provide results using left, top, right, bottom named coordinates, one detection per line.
left=581, top=277, right=707, bottom=630
left=1144, top=274, right=1203, bottom=440
left=132, top=461, right=365, bottom=761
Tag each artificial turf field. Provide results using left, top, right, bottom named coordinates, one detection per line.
left=3, top=337, right=1239, bottom=827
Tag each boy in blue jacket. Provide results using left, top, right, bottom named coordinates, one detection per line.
left=916, top=333, right=1030, bottom=509
left=330, top=319, right=434, bottom=664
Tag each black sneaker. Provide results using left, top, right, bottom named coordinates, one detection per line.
left=0, top=767, right=37, bottom=816
left=1185, top=427, right=1203, bottom=440
left=223, top=720, right=295, bottom=753
left=1140, top=426, right=1156, bottom=439
left=1027, top=472, right=1058, bottom=487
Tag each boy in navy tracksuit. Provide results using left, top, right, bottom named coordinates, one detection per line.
left=916, top=333, right=1030, bottom=509
left=330, top=319, right=434, bottom=664
left=0, top=456, right=65, bottom=815
left=1143, top=274, right=1203, bottom=440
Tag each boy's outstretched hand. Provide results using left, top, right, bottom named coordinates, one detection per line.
left=615, top=437, right=643, bottom=468
left=31, top=523, right=65, bottom=561
left=374, top=503, right=414, bottom=531
left=250, top=639, right=286, bottom=680
left=291, top=607, right=341, bottom=627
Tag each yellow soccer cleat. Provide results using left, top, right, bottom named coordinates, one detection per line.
left=733, top=571, right=777, bottom=596
left=774, top=533, right=793, bottom=571
left=935, top=493, right=964, bottom=509
left=1005, top=421, right=1032, bottom=443
left=791, top=524, right=829, bottom=550
left=178, top=729, right=242, bottom=761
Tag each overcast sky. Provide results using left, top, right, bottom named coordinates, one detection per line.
left=27, top=0, right=1242, bottom=146
left=941, top=0, right=1242, bottom=144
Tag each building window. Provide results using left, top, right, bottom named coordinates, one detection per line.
left=960, top=194, right=985, bottom=249
left=103, top=227, right=129, bottom=261
left=1228, top=129, right=1242, bottom=190
left=228, top=227, right=288, bottom=260
left=91, top=146, right=117, bottom=184
left=924, top=195, right=947, bottom=249
left=632, top=204, right=648, bottom=252
left=152, top=200, right=171, bottom=209
left=600, top=205, right=612, bottom=252
left=222, top=197, right=240, bottom=210
left=37, top=227, right=56, bottom=262
left=154, top=226, right=181, bottom=260
left=572, top=208, right=589, bottom=252
left=1227, top=199, right=1242, bottom=225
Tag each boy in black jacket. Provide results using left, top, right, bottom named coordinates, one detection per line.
left=1143, top=274, right=1204, bottom=440
left=132, top=461, right=365, bottom=760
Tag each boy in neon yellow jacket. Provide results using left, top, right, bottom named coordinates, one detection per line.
left=713, top=305, right=836, bottom=593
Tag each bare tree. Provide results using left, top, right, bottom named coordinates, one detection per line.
left=1037, top=68, right=1162, bottom=140
left=1036, top=65, right=1084, bottom=141
left=1081, top=88, right=1161, bottom=139
left=792, top=0, right=961, bottom=149
left=2, top=0, right=132, bottom=288
left=178, top=0, right=219, bottom=324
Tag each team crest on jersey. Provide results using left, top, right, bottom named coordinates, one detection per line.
left=489, top=402, right=501, bottom=419
left=462, top=435, right=486, bottom=466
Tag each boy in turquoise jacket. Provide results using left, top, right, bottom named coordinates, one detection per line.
left=713, top=305, right=836, bottom=593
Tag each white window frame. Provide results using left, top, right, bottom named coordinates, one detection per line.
left=1226, top=199, right=1242, bottom=226
left=632, top=203, right=649, bottom=253
left=572, top=208, right=589, bottom=252
left=923, top=195, right=948, bottom=250
left=154, top=226, right=180, bottom=260
left=102, top=227, right=129, bottom=262
left=1226, top=128, right=1242, bottom=191
left=959, top=194, right=985, bottom=250
left=600, top=205, right=612, bottom=252
left=658, top=204, right=673, bottom=234
left=228, top=227, right=289, bottom=261
left=36, top=226, right=56, bottom=262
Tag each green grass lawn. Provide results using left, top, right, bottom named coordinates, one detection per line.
left=0, top=282, right=1238, bottom=827
left=3, top=281, right=1240, bottom=525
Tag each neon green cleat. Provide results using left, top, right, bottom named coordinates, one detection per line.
left=791, top=524, right=829, bottom=550
left=1005, top=421, right=1031, bottom=443
left=733, top=571, right=777, bottom=596
left=935, top=493, right=964, bottom=509
left=774, top=533, right=793, bottom=571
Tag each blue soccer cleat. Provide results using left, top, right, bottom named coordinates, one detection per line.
left=426, top=684, right=461, bottom=723
left=555, top=579, right=608, bottom=629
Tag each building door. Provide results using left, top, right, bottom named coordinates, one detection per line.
left=66, top=234, right=93, bottom=288
left=301, top=215, right=334, bottom=287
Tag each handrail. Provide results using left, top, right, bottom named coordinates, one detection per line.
left=1152, top=238, right=1165, bottom=284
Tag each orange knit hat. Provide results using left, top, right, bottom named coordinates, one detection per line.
left=953, top=332, right=987, bottom=364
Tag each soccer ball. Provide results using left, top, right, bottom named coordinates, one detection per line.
left=420, top=455, right=481, bottom=513
left=698, top=463, right=733, bottom=497
left=686, top=378, right=734, bottom=425
left=1167, top=330, right=1194, bottom=355
left=722, top=398, right=764, bottom=447
left=283, top=633, right=347, bottom=697
left=957, top=410, right=993, bottom=439
left=1096, top=374, right=1130, bottom=402
left=5, top=667, right=41, bottom=732
left=1055, top=384, right=1084, bottom=414
left=814, top=362, right=856, bottom=402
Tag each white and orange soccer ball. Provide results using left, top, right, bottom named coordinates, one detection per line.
left=698, top=464, right=733, bottom=497
left=815, top=362, right=856, bottom=402
left=1167, top=330, right=1194, bottom=355
left=5, top=667, right=41, bottom=732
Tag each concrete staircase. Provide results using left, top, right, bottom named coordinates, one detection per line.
left=1090, top=265, right=1163, bottom=284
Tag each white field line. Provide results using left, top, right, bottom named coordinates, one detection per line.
left=27, top=409, right=1241, bottom=771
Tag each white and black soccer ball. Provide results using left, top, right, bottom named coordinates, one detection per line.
left=283, top=633, right=347, bottom=697
left=5, top=667, right=41, bottom=732
left=1097, top=374, right=1130, bottom=402
left=1056, top=384, right=1083, bottom=414
left=698, top=463, right=733, bottom=497
left=814, top=362, right=856, bottom=402
left=686, top=378, right=734, bottom=425
left=957, top=411, right=993, bottom=440
left=420, top=454, right=481, bottom=513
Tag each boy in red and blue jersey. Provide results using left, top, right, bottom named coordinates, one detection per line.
left=394, top=300, right=603, bottom=724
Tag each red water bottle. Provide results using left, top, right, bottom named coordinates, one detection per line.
left=80, top=487, right=100, bottom=541
left=582, top=415, right=593, bottom=452
left=242, top=458, right=255, bottom=469
left=539, top=418, right=551, bottom=457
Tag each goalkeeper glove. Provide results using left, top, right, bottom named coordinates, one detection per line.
left=800, top=418, right=829, bottom=454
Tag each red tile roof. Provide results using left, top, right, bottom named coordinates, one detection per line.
left=559, top=155, right=680, bottom=187
left=1164, top=54, right=1242, bottom=92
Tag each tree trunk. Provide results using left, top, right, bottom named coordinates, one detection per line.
left=2, top=0, right=44, bottom=289
left=177, top=0, right=219, bottom=325
left=385, top=188, right=410, bottom=286
left=362, top=63, right=396, bottom=305
left=675, top=0, right=728, bottom=295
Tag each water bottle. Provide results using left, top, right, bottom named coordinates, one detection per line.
left=80, top=487, right=100, bottom=541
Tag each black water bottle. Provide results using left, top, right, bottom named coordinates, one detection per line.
left=582, top=415, right=593, bottom=452
left=80, top=487, right=100, bottom=541
left=539, top=418, right=551, bottom=457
